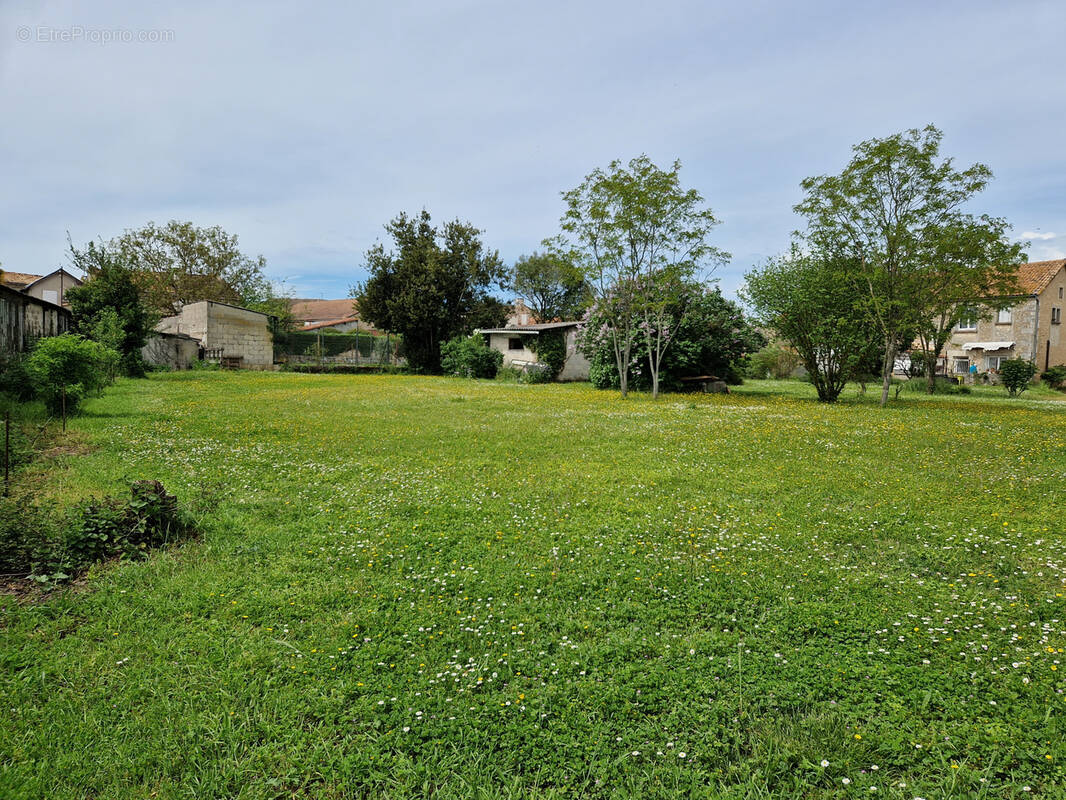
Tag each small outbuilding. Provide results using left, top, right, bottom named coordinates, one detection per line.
left=142, top=331, right=201, bottom=370
left=154, top=300, right=275, bottom=369
left=479, top=321, right=590, bottom=381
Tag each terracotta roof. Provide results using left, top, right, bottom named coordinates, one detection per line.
left=289, top=298, right=359, bottom=322
left=0, top=271, right=44, bottom=288
left=301, top=317, right=375, bottom=332
left=1016, top=259, right=1065, bottom=295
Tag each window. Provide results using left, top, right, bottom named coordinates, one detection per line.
left=1052, top=307, right=1062, bottom=325
left=1060, top=287, right=1064, bottom=299
left=953, top=357, right=970, bottom=374
left=956, top=310, right=977, bottom=331
left=986, top=356, right=1003, bottom=371
left=42, top=289, right=59, bottom=304
left=508, top=337, right=524, bottom=350
left=996, top=308, right=1012, bottom=324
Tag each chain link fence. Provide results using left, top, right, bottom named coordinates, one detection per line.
left=273, top=330, right=405, bottom=366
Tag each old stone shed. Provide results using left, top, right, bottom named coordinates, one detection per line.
left=155, top=300, right=275, bottom=369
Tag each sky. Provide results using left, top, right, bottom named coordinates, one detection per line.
left=2, top=0, right=1065, bottom=302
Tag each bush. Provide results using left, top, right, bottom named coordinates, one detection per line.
left=1041, top=364, right=1066, bottom=390
left=440, top=335, right=503, bottom=379
left=1000, top=359, right=1037, bottom=397
left=898, top=377, right=971, bottom=395
left=527, top=330, right=567, bottom=379
left=1, top=481, right=197, bottom=581
left=747, top=343, right=801, bottom=379
left=24, top=335, right=119, bottom=415
left=0, top=353, right=37, bottom=402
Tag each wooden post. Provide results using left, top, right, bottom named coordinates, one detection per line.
left=4, top=411, right=9, bottom=498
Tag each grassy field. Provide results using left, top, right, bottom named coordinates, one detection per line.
left=2, top=372, right=1065, bottom=799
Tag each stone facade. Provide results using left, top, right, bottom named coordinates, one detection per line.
left=156, top=300, right=274, bottom=369
left=942, top=261, right=1066, bottom=377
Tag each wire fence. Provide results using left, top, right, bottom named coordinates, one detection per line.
left=273, top=330, right=405, bottom=366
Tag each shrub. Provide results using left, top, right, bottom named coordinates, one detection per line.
left=0, top=353, right=37, bottom=402
left=440, top=335, right=503, bottom=379
left=1000, top=359, right=1037, bottom=397
left=24, top=334, right=119, bottom=415
left=747, top=343, right=801, bottom=379
left=898, top=377, right=971, bottom=395
left=526, top=330, right=567, bottom=379
left=38, top=481, right=194, bottom=581
left=1041, top=364, right=1066, bottom=390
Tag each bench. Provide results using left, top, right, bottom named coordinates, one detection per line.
left=679, top=375, right=730, bottom=394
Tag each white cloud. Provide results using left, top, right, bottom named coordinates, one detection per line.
left=1020, top=231, right=1057, bottom=240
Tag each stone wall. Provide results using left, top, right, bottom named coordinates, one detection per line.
left=142, top=333, right=200, bottom=370
left=154, top=301, right=274, bottom=369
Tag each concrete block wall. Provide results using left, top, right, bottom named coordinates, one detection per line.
left=204, top=302, right=273, bottom=368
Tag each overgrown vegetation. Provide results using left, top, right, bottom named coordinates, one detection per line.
left=0, top=480, right=196, bottom=583
left=440, top=335, right=503, bottom=379
left=24, top=334, right=118, bottom=416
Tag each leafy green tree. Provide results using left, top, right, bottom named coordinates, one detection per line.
left=582, top=282, right=761, bottom=392
left=552, top=156, right=727, bottom=398
left=511, top=252, right=590, bottom=322
left=111, top=220, right=281, bottom=316
left=795, top=125, right=1022, bottom=406
left=65, top=240, right=153, bottom=377
left=743, top=249, right=875, bottom=403
left=354, top=211, right=506, bottom=373
left=911, top=220, right=1022, bottom=393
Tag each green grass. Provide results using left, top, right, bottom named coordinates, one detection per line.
left=2, top=372, right=1065, bottom=799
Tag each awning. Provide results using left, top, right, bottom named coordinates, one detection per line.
left=961, top=341, right=1014, bottom=351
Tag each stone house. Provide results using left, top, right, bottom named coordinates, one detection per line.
left=479, top=321, right=590, bottom=381
left=154, top=300, right=275, bottom=369
left=942, top=259, right=1066, bottom=378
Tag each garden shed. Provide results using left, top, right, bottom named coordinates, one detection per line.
left=155, top=300, right=275, bottom=369
left=479, top=321, right=590, bottom=381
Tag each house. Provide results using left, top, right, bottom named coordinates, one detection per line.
left=941, top=259, right=1066, bottom=378
left=0, top=268, right=83, bottom=307
left=0, top=283, right=72, bottom=354
left=479, top=321, right=590, bottom=381
left=290, top=299, right=360, bottom=327
left=154, top=300, right=275, bottom=369
left=506, top=299, right=534, bottom=327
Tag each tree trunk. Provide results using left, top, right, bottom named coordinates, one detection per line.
left=879, top=335, right=897, bottom=408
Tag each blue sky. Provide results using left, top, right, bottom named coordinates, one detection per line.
left=2, top=0, right=1065, bottom=302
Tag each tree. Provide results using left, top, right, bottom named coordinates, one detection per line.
left=582, top=282, right=762, bottom=393
left=354, top=211, right=506, bottom=373
left=743, top=249, right=877, bottom=403
left=111, top=220, right=280, bottom=315
left=552, top=156, right=727, bottom=398
left=911, top=220, right=1022, bottom=393
left=795, top=125, right=1022, bottom=407
left=510, top=252, right=590, bottom=322
left=65, top=239, right=153, bottom=377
